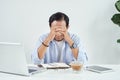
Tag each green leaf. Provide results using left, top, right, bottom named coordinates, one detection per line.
left=115, top=0, right=120, bottom=12
left=117, top=39, right=120, bottom=43
left=111, top=14, right=120, bottom=26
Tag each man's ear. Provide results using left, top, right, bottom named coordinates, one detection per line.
left=67, top=25, right=69, bottom=29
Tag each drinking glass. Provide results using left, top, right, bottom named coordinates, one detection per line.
left=70, top=61, right=83, bottom=73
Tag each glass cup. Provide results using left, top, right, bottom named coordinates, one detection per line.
left=70, top=61, right=83, bottom=73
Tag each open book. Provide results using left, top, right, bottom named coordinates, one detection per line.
left=40, top=63, right=70, bottom=69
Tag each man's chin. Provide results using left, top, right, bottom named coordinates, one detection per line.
left=54, top=38, right=64, bottom=41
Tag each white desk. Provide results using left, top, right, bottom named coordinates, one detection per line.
left=0, top=65, right=120, bottom=80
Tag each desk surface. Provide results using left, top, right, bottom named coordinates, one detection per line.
left=0, top=64, right=120, bottom=80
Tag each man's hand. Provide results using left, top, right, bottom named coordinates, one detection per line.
left=44, top=26, right=64, bottom=44
left=48, top=26, right=56, bottom=41
left=44, top=26, right=56, bottom=44
left=60, top=26, right=74, bottom=46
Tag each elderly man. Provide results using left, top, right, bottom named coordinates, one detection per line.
left=32, top=12, right=87, bottom=65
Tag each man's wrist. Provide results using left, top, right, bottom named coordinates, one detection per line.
left=67, top=39, right=78, bottom=49
left=68, top=40, right=74, bottom=47
left=70, top=43, right=77, bottom=49
left=43, top=38, right=50, bottom=47
left=42, top=42, right=49, bottom=47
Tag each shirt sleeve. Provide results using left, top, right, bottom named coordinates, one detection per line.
left=31, top=36, right=45, bottom=65
left=71, top=34, right=88, bottom=65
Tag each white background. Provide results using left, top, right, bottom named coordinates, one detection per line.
left=0, top=0, right=120, bottom=64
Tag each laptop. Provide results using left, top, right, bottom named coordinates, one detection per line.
left=0, top=42, right=44, bottom=76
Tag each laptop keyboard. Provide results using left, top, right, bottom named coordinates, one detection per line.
left=28, top=69, right=37, bottom=73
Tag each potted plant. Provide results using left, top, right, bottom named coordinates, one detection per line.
left=111, top=0, right=120, bottom=43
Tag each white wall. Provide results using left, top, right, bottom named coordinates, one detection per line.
left=0, top=0, right=120, bottom=64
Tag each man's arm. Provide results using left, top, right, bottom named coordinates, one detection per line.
left=63, top=35, right=78, bottom=59
left=67, top=40, right=79, bottom=59
left=71, top=48, right=79, bottom=60
left=37, top=27, right=56, bottom=59
left=37, top=37, right=50, bottom=59
left=60, top=27, right=79, bottom=59
left=37, top=26, right=62, bottom=59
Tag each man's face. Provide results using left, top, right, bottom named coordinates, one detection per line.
left=51, top=20, right=68, bottom=41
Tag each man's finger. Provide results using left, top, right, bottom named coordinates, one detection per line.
left=55, top=28, right=62, bottom=31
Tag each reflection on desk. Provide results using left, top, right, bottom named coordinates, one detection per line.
left=0, top=65, right=120, bottom=80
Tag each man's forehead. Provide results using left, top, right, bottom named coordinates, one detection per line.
left=52, top=20, right=65, bottom=25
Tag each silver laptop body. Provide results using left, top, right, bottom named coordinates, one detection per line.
left=0, top=42, right=40, bottom=76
